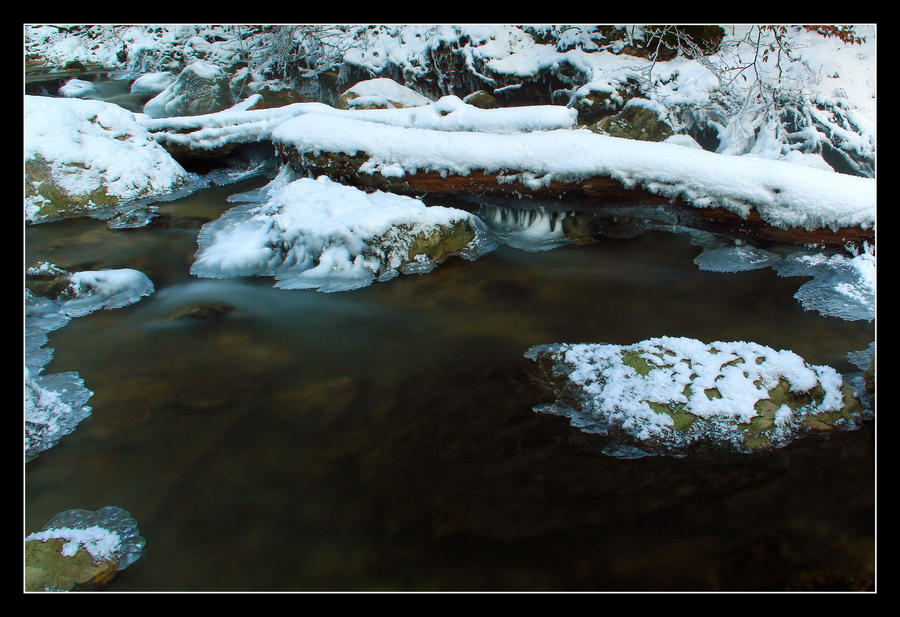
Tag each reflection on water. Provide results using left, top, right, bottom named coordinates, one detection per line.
left=24, top=178, right=875, bottom=591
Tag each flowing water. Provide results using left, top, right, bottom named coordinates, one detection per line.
left=24, top=174, right=875, bottom=591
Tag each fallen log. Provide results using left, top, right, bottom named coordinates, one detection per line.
left=276, top=146, right=874, bottom=248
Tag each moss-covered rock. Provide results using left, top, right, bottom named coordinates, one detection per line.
left=462, top=90, right=499, bottom=109
left=25, top=538, right=119, bottom=592
left=593, top=103, right=674, bottom=142
left=525, top=337, right=871, bottom=458
left=245, top=80, right=315, bottom=109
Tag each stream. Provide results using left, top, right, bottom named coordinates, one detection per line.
left=24, top=72, right=875, bottom=590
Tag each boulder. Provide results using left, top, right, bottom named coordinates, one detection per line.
left=25, top=538, right=120, bottom=591
left=25, top=506, right=145, bottom=592
left=592, top=102, right=674, bottom=142
left=143, top=60, right=235, bottom=118
left=526, top=337, right=870, bottom=458
left=462, top=89, right=499, bottom=109
left=25, top=96, right=188, bottom=222
left=333, top=77, right=432, bottom=110
left=58, top=78, right=99, bottom=99
left=129, top=71, right=176, bottom=96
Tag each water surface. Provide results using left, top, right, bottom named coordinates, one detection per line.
left=24, top=178, right=875, bottom=591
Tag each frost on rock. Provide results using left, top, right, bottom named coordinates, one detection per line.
left=691, top=237, right=875, bottom=322
left=525, top=337, right=869, bottom=458
left=25, top=267, right=154, bottom=461
left=192, top=175, right=493, bottom=292
left=25, top=506, right=146, bottom=591
left=25, top=96, right=189, bottom=223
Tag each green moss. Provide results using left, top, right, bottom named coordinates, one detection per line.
left=407, top=220, right=476, bottom=263
left=646, top=401, right=697, bottom=432
left=25, top=538, right=119, bottom=591
left=621, top=351, right=653, bottom=376
left=26, top=154, right=117, bottom=218
left=704, top=387, right=722, bottom=400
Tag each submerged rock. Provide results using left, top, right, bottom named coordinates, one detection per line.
left=525, top=337, right=870, bottom=458
left=25, top=506, right=145, bottom=591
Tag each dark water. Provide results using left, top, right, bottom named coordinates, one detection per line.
left=24, top=177, right=875, bottom=591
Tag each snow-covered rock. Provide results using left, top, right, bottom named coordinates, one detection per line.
left=58, top=78, right=100, bottom=99
left=143, top=60, right=235, bottom=118
left=25, top=96, right=188, bottom=223
left=25, top=506, right=145, bottom=591
left=191, top=173, right=492, bottom=292
left=526, top=337, right=870, bottom=458
left=334, top=77, right=433, bottom=109
left=129, top=70, right=176, bottom=96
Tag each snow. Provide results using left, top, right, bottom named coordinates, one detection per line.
left=26, top=525, right=122, bottom=561
left=27, top=506, right=145, bottom=569
left=272, top=113, right=874, bottom=231
left=191, top=174, right=491, bottom=292
left=339, top=77, right=433, bottom=108
left=130, top=71, right=176, bottom=95
left=58, top=78, right=99, bottom=99
left=25, top=96, right=188, bottom=223
left=526, top=336, right=865, bottom=457
left=142, top=61, right=228, bottom=118
left=138, top=95, right=577, bottom=156
left=61, top=269, right=156, bottom=317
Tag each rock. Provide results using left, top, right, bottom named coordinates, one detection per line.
left=571, top=81, right=638, bottom=124
left=25, top=506, right=145, bottom=592
left=462, top=89, right=499, bottom=109
left=25, top=96, right=188, bottom=222
left=244, top=80, right=315, bottom=109
left=25, top=538, right=120, bottom=591
left=143, top=60, right=235, bottom=118
left=333, top=77, right=432, bottom=110
left=593, top=102, right=674, bottom=142
left=864, top=355, right=874, bottom=398
left=58, top=78, right=99, bottom=99
left=129, top=71, right=176, bottom=96
left=525, top=337, right=870, bottom=458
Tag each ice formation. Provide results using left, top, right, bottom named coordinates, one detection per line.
left=526, top=337, right=868, bottom=458
left=26, top=506, right=146, bottom=570
left=25, top=267, right=154, bottom=461
left=693, top=239, right=875, bottom=321
left=476, top=203, right=572, bottom=251
left=191, top=175, right=494, bottom=292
